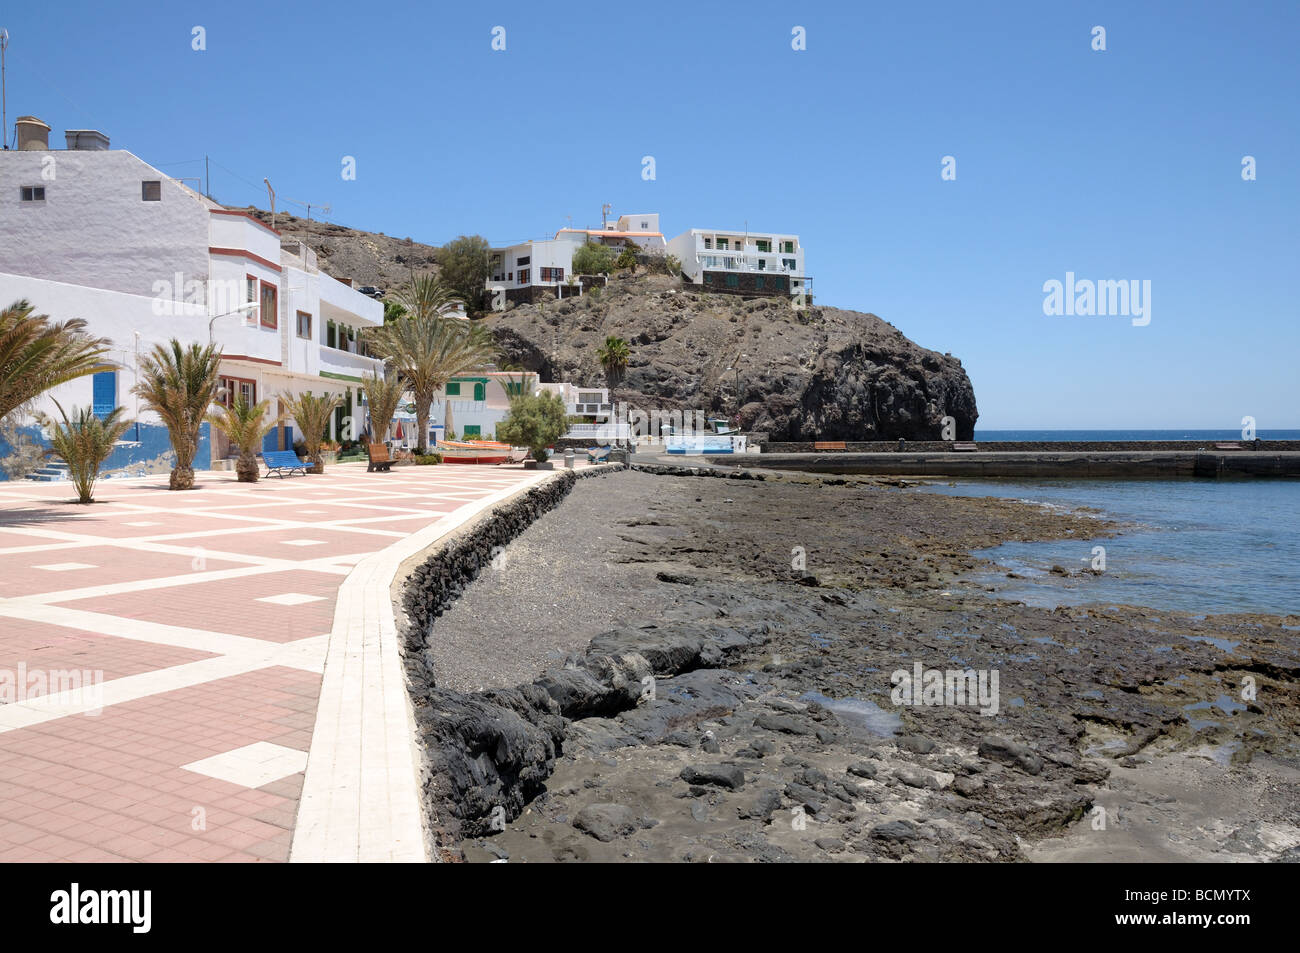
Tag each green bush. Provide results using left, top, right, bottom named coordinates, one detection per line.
left=413, top=452, right=443, bottom=465
left=496, top=391, right=569, bottom=461
left=572, top=242, right=616, bottom=275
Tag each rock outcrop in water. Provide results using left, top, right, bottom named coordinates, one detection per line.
left=484, top=274, right=978, bottom=442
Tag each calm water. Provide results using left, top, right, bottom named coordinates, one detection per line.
left=918, top=479, right=1300, bottom=616
left=973, top=429, right=1300, bottom=442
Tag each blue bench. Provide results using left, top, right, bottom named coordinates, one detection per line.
left=262, top=450, right=310, bottom=478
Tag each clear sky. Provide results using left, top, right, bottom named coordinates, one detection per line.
left=3, top=0, right=1296, bottom=428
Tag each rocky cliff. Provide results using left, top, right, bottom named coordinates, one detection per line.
left=236, top=207, right=978, bottom=441
left=486, top=274, right=978, bottom=442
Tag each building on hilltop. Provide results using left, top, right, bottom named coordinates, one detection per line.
left=0, top=116, right=383, bottom=479
left=665, top=228, right=811, bottom=300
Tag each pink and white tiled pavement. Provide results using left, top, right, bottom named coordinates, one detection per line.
left=0, top=462, right=552, bottom=862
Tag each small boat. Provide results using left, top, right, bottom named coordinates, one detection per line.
left=438, top=439, right=516, bottom=465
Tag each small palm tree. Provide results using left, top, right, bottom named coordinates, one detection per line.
left=597, top=336, right=630, bottom=385
left=361, top=369, right=404, bottom=444
left=132, top=339, right=224, bottom=490
left=38, top=401, right=132, bottom=504
left=280, top=391, right=343, bottom=473
left=1, top=299, right=112, bottom=423
left=364, top=274, right=496, bottom=453
left=207, top=398, right=280, bottom=483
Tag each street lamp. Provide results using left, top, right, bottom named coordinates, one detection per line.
left=208, top=301, right=259, bottom=343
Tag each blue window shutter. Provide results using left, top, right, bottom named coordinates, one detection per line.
left=92, top=371, right=116, bottom=419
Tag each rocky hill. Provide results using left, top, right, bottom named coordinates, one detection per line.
left=234, top=206, right=978, bottom=441
left=486, top=275, right=977, bottom=441
left=239, top=207, right=440, bottom=291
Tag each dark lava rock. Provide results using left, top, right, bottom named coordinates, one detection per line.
left=978, top=736, right=1044, bottom=775
left=754, top=713, right=810, bottom=735
left=679, top=764, right=746, bottom=791
left=655, top=571, right=698, bottom=586
left=847, top=761, right=878, bottom=779
left=871, top=820, right=920, bottom=842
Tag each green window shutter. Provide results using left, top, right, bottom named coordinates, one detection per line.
left=464, top=424, right=481, bottom=437
left=726, top=274, right=739, bottom=288
left=473, top=382, right=485, bottom=401
left=446, top=382, right=461, bottom=396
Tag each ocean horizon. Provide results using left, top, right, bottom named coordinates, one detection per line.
left=972, top=429, right=1300, bottom=442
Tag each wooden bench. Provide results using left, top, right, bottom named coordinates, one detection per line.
left=950, top=442, right=978, bottom=452
left=813, top=441, right=847, bottom=452
left=367, top=442, right=394, bottom=472
left=262, top=450, right=309, bottom=478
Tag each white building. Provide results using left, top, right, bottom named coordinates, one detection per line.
left=487, top=212, right=665, bottom=306
left=0, top=117, right=383, bottom=477
left=666, top=227, right=811, bottom=299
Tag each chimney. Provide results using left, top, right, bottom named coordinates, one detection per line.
left=65, top=129, right=110, bottom=150
left=14, top=116, right=50, bottom=150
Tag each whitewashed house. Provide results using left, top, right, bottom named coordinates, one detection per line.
left=666, top=227, right=811, bottom=300
left=0, top=117, right=383, bottom=478
left=487, top=212, right=665, bottom=306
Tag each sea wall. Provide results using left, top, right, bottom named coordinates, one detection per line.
left=763, top=440, right=1300, bottom=453
left=0, top=421, right=212, bottom=482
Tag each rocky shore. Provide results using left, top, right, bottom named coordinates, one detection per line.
left=397, top=468, right=1300, bottom=863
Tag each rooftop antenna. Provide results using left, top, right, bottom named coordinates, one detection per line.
left=1, top=29, right=9, bottom=150
left=601, top=203, right=611, bottom=230
left=285, top=197, right=331, bottom=223
left=264, top=177, right=276, bottom=230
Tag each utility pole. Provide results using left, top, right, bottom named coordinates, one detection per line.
left=264, top=178, right=276, bottom=229
left=1, top=30, right=9, bottom=150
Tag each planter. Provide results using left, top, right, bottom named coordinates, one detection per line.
left=319, top=451, right=339, bottom=466
left=524, top=460, right=555, bottom=471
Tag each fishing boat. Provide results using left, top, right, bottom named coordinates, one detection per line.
left=437, top=439, right=520, bottom=465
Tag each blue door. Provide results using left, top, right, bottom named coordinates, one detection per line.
left=91, top=371, right=116, bottom=419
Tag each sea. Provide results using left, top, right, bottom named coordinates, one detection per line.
left=973, top=429, right=1300, bottom=442
left=919, top=475, right=1298, bottom=617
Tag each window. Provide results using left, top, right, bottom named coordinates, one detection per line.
left=91, top=371, right=117, bottom=419
left=725, top=273, right=740, bottom=288
left=218, top=376, right=256, bottom=409
left=757, top=259, right=766, bottom=271
left=20, top=186, right=45, bottom=202
left=141, top=180, right=162, bottom=201
left=703, top=237, right=712, bottom=249
left=540, top=267, right=564, bottom=282
left=259, top=281, right=277, bottom=328
left=463, top=424, right=481, bottom=437
left=245, top=275, right=259, bottom=324
left=516, top=255, right=531, bottom=266
left=756, top=240, right=771, bottom=252
left=783, top=258, right=797, bottom=271
left=640, top=221, right=648, bottom=229
left=446, top=382, right=461, bottom=396
left=517, top=269, right=529, bottom=284
left=716, top=238, right=729, bottom=250
left=781, top=240, right=795, bottom=253
left=296, top=311, right=312, bottom=339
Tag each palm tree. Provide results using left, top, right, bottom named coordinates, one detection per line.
left=597, top=336, right=630, bottom=386
left=280, top=391, right=343, bottom=473
left=132, top=339, right=223, bottom=490
left=364, top=274, right=495, bottom=453
left=38, top=401, right=132, bottom=504
left=0, top=300, right=112, bottom=423
left=207, top=398, right=280, bottom=483
left=361, top=369, right=404, bottom=445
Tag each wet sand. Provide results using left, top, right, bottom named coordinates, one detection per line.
left=408, top=468, right=1300, bottom=863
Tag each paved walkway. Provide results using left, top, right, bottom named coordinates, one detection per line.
left=0, top=461, right=556, bottom=862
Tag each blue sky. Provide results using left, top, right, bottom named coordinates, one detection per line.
left=4, top=0, right=1297, bottom=428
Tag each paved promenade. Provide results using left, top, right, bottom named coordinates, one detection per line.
left=0, top=461, right=553, bottom=862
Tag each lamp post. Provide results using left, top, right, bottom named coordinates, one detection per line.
left=133, top=330, right=141, bottom=442
left=208, top=301, right=259, bottom=343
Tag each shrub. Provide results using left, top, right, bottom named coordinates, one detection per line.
left=413, top=452, right=442, bottom=465
left=572, top=242, right=616, bottom=275
left=496, top=391, right=569, bottom=462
